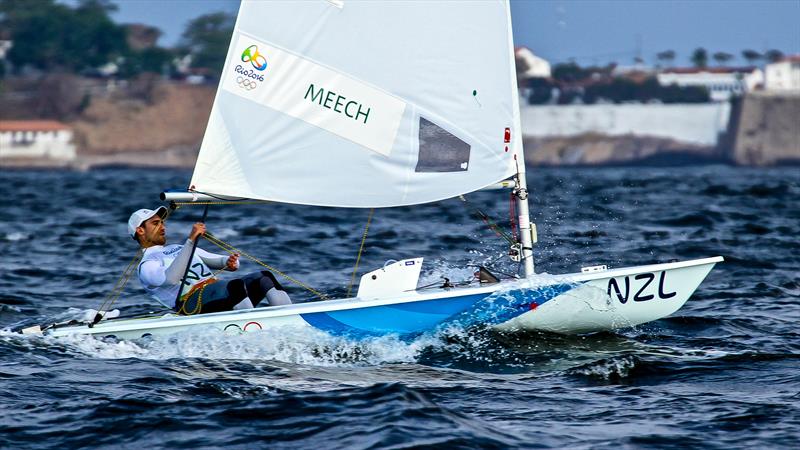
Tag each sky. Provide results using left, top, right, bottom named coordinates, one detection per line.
left=109, top=0, right=800, bottom=66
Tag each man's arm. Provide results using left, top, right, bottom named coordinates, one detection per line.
left=162, top=239, right=199, bottom=284
left=139, top=260, right=167, bottom=288
left=154, top=223, right=207, bottom=285
left=197, top=248, right=239, bottom=271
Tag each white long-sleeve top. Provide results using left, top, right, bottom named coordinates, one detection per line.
left=137, top=239, right=237, bottom=309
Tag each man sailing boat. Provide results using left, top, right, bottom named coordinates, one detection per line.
left=128, top=207, right=292, bottom=315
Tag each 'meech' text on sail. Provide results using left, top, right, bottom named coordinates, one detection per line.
left=304, top=84, right=371, bottom=124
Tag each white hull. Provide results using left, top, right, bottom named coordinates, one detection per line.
left=494, top=257, right=721, bottom=334
left=41, top=257, right=722, bottom=340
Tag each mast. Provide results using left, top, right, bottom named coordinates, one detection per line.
left=505, top=1, right=535, bottom=277
left=514, top=162, right=536, bottom=277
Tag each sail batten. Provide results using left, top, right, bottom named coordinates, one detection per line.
left=191, top=0, right=523, bottom=208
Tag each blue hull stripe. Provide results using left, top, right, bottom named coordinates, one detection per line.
left=300, top=294, right=486, bottom=337
left=448, top=283, right=574, bottom=329
left=299, top=283, right=577, bottom=337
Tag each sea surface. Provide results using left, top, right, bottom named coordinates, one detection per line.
left=1, top=165, right=798, bottom=449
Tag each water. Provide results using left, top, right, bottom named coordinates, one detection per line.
left=1, top=166, right=798, bottom=449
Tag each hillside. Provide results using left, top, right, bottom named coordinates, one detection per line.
left=66, top=83, right=214, bottom=168
left=731, top=91, right=800, bottom=166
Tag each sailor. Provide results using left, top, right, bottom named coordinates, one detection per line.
left=128, top=207, right=292, bottom=314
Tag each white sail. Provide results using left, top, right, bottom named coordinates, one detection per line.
left=191, top=0, right=523, bottom=207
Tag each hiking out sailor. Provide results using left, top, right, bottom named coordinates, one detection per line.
left=128, top=206, right=292, bottom=314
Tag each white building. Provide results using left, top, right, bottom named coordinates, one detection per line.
left=521, top=102, right=731, bottom=146
left=657, top=67, right=764, bottom=101
left=515, top=47, right=551, bottom=81
left=764, top=56, right=800, bottom=92
left=0, top=121, right=76, bottom=160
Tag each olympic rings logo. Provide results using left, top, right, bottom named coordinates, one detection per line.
left=223, top=321, right=262, bottom=334
left=241, top=44, right=268, bottom=71
left=244, top=321, right=262, bottom=332
left=236, top=76, right=258, bottom=90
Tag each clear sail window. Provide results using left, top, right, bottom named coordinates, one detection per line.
left=415, top=117, right=471, bottom=173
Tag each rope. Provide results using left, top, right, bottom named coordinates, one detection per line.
left=202, top=231, right=329, bottom=300
left=458, top=195, right=517, bottom=245
left=173, top=201, right=271, bottom=206
left=178, top=279, right=219, bottom=315
left=90, top=249, right=144, bottom=325
left=347, top=208, right=374, bottom=297
left=179, top=285, right=203, bottom=315
left=172, top=198, right=328, bottom=299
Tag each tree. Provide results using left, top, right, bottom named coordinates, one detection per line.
left=527, top=78, right=555, bottom=105
left=741, top=49, right=762, bottom=65
left=2, top=0, right=74, bottom=70
left=713, top=52, right=734, bottom=66
left=1, top=0, right=128, bottom=72
left=551, top=62, right=610, bottom=83
left=75, top=0, right=118, bottom=14
left=765, top=49, right=784, bottom=63
left=67, top=0, right=127, bottom=70
left=691, top=48, right=708, bottom=68
left=180, top=12, right=235, bottom=79
left=118, top=47, right=174, bottom=78
left=656, top=50, right=676, bottom=67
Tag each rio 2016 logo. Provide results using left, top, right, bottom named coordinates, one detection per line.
left=241, top=45, right=267, bottom=71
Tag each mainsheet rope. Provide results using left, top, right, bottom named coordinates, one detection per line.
left=174, top=200, right=329, bottom=300
left=173, top=201, right=272, bottom=206
left=202, top=231, right=329, bottom=300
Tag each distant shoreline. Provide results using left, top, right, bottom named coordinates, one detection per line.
left=3, top=83, right=797, bottom=169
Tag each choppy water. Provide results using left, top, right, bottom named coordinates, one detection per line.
left=1, top=166, right=798, bottom=449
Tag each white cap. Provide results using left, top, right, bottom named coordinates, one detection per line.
left=127, top=206, right=168, bottom=239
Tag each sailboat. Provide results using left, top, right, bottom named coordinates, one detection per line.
left=28, top=0, right=721, bottom=340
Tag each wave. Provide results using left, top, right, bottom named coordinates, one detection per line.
left=566, top=349, right=800, bottom=385
left=241, top=225, right=278, bottom=237
left=0, top=381, right=521, bottom=449
left=660, top=212, right=720, bottom=228
left=700, top=182, right=792, bottom=198
left=745, top=183, right=791, bottom=198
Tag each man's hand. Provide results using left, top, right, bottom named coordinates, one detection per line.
left=189, top=222, right=206, bottom=242
left=226, top=253, right=240, bottom=271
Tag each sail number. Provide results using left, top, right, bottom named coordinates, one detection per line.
left=607, top=271, right=677, bottom=304
left=182, top=263, right=213, bottom=287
